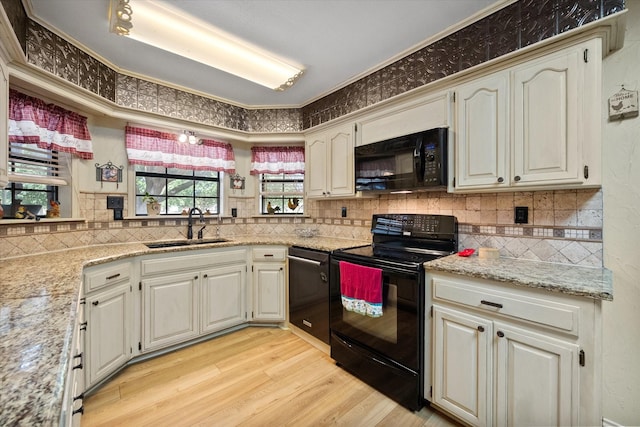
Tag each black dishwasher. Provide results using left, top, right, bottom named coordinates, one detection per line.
left=288, top=246, right=330, bottom=344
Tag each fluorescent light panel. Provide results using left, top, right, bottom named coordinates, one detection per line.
left=110, top=0, right=304, bottom=91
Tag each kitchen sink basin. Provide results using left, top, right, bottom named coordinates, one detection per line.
left=145, top=238, right=228, bottom=248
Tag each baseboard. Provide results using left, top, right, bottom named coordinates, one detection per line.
left=602, top=417, right=624, bottom=427
left=287, top=323, right=330, bottom=355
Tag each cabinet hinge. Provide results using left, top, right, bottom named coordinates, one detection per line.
left=583, top=49, right=589, bottom=63
left=130, top=347, right=133, bottom=354
left=130, top=284, right=132, bottom=292
left=452, top=92, right=456, bottom=102
left=430, top=306, right=433, bottom=317
left=584, top=165, right=589, bottom=179
left=138, top=342, right=142, bottom=351
left=354, top=123, right=358, bottom=133
left=452, top=177, right=456, bottom=188
left=252, top=265, right=254, bottom=272
left=579, top=350, right=585, bottom=367
left=429, top=386, right=432, bottom=397
left=139, top=282, right=142, bottom=291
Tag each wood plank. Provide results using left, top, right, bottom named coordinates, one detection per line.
left=83, top=327, right=460, bottom=427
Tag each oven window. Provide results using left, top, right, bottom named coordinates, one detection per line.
left=343, top=284, right=397, bottom=343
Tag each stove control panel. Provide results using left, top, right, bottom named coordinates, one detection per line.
left=372, top=214, right=457, bottom=237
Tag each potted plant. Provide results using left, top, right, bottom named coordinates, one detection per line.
left=143, top=192, right=161, bottom=216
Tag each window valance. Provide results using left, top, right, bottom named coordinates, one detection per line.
left=125, top=126, right=236, bottom=173
left=8, top=89, right=94, bottom=159
left=250, top=146, right=305, bottom=175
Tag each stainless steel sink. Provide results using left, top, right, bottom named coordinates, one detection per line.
left=145, top=238, right=228, bottom=248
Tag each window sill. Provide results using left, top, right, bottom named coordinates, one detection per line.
left=0, top=217, right=87, bottom=225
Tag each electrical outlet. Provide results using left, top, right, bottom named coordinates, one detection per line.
left=106, top=196, right=124, bottom=210
left=515, top=206, right=528, bottom=224
left=341, top=207, right=347, bottom=217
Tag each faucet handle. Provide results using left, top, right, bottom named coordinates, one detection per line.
left=197, top=225, right=206, bottom=240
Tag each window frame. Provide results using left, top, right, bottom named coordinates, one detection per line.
left=132, top=165, right=222, bottom=216
left=258, top=172, right=304, bottom=215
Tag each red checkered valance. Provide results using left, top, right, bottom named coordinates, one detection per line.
left=8, top=89, right=94, bottom=159
left=125, top=126, right=235, bottom=173
left=250, top=146, right=304, bottom=175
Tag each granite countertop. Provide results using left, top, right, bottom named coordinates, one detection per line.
left=0, top=235, right=368, bottom=426
left=425, top=254, right=613, bottom=301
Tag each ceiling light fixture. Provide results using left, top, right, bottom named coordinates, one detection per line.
left=178, top=130, right=199, bottom=144
left=108, top=0, right=304, bottom=91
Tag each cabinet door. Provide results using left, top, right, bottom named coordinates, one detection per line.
left=512, top=47, right=583, bottom=186
left=305, top=134, right=328, bottom=197
left=327, top=124, right=355, bottom=197
left=432, top=305, right=492, bottom=427
left=494, top=321, right=579, bottom=427
left=142, top=271, right=199, bottom=351
left=455, top=73, right=508, bottom=190
left=253, top=262, right=285, bottom=321
left=201, top=264, right=246, bottom=334
left=86, top=283, right=130, bottom=387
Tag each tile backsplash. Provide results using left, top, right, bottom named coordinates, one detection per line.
left=0, top=188, right=603, bottom=267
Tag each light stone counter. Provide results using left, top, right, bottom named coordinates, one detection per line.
left=425, top=254, right=613, bottom=301
left=0, top=235, right=368, bottom=426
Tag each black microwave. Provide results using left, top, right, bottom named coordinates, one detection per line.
left=355, top=127, right=448, bottom=192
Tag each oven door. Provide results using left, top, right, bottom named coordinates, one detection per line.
left=329, top=254, right=424, bottom=372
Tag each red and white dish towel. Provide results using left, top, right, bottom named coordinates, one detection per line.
left=339, top=261, right=383, bottom=318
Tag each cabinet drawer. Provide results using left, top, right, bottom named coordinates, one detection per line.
left=141, top=249, right=247, bottom=276
left=253, top=247, right=286, bottom=261
left=84, top=262, right=130, bottom=292
left=432, top=277, right=580, bottom=335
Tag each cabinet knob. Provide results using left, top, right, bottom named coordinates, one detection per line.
left=203, top=274, right=208, bottom=278
left=194, top=276, right=199, bottom=280
left=92, top=301, right=99, bottom=306
left=477, top=326, right=485, bottom=332
left=497, top=331, right=505, bottom=338
left=497, top=177, right=504, bottom=183
left=514, top=175, right=521, bottom=182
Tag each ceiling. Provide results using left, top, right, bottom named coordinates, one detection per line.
left=25, top=0, right=499, bottom=108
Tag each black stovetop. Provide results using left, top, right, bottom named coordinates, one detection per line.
left=332, top=214, right=458, bottom=271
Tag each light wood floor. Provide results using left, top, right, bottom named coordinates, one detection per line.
left=83, top=327, right=461, bottom=427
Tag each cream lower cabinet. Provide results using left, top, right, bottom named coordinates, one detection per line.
left=0, top=52, right=8, bottom=188
left=84, top=261, right=132, bottom=390
left=305, top=122, right=355, bottom=198
left=201, top=264, right=246, bottom=334
left=142, top=271, right=199, bottom=351
left=140, top=248, right=248, bottom=352
left=251, top=246, right=286, bottom=322
left=453, top=38, right=601, bottom=192
left=61, top=287, right=86, bottom=427
left=427, top=272, right=600, bottom=427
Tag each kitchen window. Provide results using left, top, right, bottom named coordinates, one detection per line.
left=259, top=173, right=304, bottom=214
left=250, top=146, right=305, bottom=215
left=5, top=89, right=94, bottom=219
left=126, top=126, right=236, bottom=216
left=2, top=144, right=65, bottom=218
left=134, top=165, right=221, bottom=215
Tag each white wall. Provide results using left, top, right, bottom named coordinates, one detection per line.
left=602, top=0, right=640, bottom=424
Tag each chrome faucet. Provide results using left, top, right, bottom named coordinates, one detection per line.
left=187, top=207, right=205, bottom=239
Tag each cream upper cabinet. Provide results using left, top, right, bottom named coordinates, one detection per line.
left=454, top=73, right=509, bottom=190
left=305, top=122, right=355, bottom=198
left=453, top=38, right=601, bottom=192
left=0, top=53, right=8, bottom=189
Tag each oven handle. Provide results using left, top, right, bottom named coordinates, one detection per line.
left=287, top=255, right=322, bottom=266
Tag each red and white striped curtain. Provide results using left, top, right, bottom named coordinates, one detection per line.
left=8, top=89, right=94, bottom=159
left=125, top=126, right=236, bottom=172
left=250, top=146, right=305, bottom=175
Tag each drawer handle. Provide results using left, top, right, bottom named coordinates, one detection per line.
left=480, top=300, right=503, bottom=309
left=497, top=331, right=505, bottom=338
left=263, top=254, right=274, bottom=257
left=106, top=273, right=121, bottom=280
left=72, top=406, right=84, bottom=416
left=73, top=393, right=84, bottom=402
